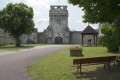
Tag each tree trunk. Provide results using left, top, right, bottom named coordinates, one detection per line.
left=15, top=36, right=21, bottom=47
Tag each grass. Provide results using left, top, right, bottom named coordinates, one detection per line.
left=0, top=44, right=48, bottom=51
left=26, top=47, right=120, bottom=80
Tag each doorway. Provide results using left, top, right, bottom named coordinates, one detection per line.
left=55, top=37, right=63, bottom=44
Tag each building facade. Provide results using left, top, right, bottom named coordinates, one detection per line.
left=0, top=5, right=99, bottom=45
left=45, top=5, right=69, bottom=44
left=38, top=5, right=98, bottom=45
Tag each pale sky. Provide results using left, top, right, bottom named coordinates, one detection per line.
left=0, top=0, right=98, bottom=32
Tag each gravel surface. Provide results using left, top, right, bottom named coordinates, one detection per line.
left=0, top=45, right=72, bottom=80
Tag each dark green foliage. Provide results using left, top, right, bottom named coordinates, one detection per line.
left=97, top=24, right=119, bottom=52
left=68, top=0, right=120, bottom=52
left=68, top=0, right=120, bottom=23
left=98, top=17, right=120, bottom=52
left=0, top=3, right=34, bottom=47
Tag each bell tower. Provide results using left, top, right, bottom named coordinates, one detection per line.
left=47, top=5, right=69, bottom=44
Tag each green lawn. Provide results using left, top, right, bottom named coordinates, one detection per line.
left=26, top=47, right=120, bottom=80
left=0, top=44, right=47, bottom=51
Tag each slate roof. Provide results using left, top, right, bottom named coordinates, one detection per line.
left=81, top=25, right=98, bottom=34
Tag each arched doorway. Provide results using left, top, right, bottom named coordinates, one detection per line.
left=55, top=37, right=63, bottom=44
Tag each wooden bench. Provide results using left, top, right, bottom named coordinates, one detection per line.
left=72, top=56, right=117, bottom=74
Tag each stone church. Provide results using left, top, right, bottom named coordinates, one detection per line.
left=38, top=5, right=98, bottom=45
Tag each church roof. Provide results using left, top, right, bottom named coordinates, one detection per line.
left=81, top=25, right=98, bottom=34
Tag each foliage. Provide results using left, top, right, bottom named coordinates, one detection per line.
left=68, top=0, right=120, bottom=23
left=113, top=17, right=120, bottom=46
left=0, top=3, right=34, bottom=47
left=97, top=24, right=119, bottom=52
left=97, top=17, right=120, bottom=52
left=68, top=0, right=120, bottom=52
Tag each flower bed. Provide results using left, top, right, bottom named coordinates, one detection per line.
left=70, top=46, right=83, bottom=57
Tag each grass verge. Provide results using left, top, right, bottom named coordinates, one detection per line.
left=0, top=44, right=48, bottom=51
left=26, top=47, right=120, bottom=80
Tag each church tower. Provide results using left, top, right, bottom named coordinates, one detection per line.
left=46, top=5, right=69, bottom=44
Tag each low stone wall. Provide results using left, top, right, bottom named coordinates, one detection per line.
left=0, top=36, right=15, bottom=44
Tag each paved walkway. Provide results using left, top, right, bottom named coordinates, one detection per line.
left=0, top=45, right=72, bottom=80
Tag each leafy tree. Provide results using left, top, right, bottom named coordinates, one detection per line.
left=68, top=0, right=120, bottom=52
left=97, top=24, right=119, bottom=52
left=68, top=0, right=120, bottom=23
left=0, top=3, right=34, bottom=47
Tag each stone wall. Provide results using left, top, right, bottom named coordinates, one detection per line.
left=70, top=31, right=82, bottom=44
left=37, top=31, right=46, bottom=44
left=0, top=29, right=15, bottom=44
left=21, top=28, right=38, bottom=44
left=82, top=35, right=96, bottom=45
left=0, top=28, right=38, bottom=44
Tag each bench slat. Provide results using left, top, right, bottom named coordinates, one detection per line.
left=72, top=56, right=117, bottom=75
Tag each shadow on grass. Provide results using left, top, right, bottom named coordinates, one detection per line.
left=72, top=63, right=120, bottom=80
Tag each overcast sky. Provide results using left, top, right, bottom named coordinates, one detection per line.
left=0, top=0, right=98, bottom=32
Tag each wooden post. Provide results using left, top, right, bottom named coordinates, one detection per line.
left=96, top=35, right=98, bottom=46
left=82, top=34, right=83, bottom=46
left=80, top=63, right=82, bottom=75
left=94, top=34, right=95, bottom=46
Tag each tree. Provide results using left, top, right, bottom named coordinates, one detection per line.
left=97, top=24, right=119, bottom=52
left=68, top=0, right=120, bottom=23
left=68, top=0, right=120, bottom=52
left=0, top=3, right=34, bottom=47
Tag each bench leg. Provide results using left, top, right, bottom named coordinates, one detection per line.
left=79, top=64, right=82, bottom=75
left=77, top=66, right=79, bottom=72
left=104, top=64, right=106, bottom=69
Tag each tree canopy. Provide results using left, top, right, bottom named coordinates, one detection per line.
left=0, top=3, right=34, bottom=47
left=68, top=0, right=120, bottom=23
left=68, top=0, right=120, bottom=52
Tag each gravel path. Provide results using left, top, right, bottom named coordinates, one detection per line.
left=0, top=45, right=72, bottom=80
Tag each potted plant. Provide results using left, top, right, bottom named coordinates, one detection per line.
left=70, top=46, right=83, bottom=57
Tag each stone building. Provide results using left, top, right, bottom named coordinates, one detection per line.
left=45, top=5, right=69, bottom=44
left=38, top=5, right=98, bottom=45
left=0, top=5, right=99, bottom=45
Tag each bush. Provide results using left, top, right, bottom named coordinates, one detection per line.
left=97, top=23, right=119, bottom=52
